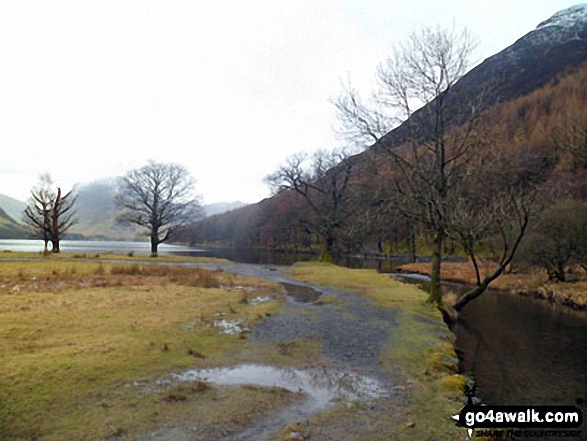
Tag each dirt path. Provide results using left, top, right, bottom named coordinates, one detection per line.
left=139, top=262, right=404, bottom=440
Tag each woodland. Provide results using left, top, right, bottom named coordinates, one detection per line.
left=181, top=60, right=587, bottom=308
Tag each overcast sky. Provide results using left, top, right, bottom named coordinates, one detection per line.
left=0, top=1, right=581, bottom=204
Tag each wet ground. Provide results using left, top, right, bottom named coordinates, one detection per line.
left=138, top=263, right=404, bottom=440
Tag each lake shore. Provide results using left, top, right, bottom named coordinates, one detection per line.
left=398, top=261, right=587, bottom=311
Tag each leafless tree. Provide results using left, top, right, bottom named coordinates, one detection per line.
left=23, top=174, right=77, bottom=254
left=334, top=26, right=545, bottom=311
left=554, top=115, right=587, bottom=168
left=334, top=26, right=479, bottom=305
left=116, top=161, right=203, bottom=257
left=266, top=147, right=357, bottom=262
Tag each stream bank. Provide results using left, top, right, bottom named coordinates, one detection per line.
left=399, top=261, right=587, bottom=310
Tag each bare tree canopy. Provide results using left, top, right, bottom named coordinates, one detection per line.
left=23, top=173, right=77, bottom=254
left=266, top=147, right=357, bottom=262
left=334, top=26, right=478, bottom=305
left=334, top=25, right=546, bottom=312
left=116, top=161, right=203, bottom=256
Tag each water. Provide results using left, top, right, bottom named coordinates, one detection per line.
left=0, top=239, right=205, bottom=255
left=5, top=239, right=586, bottom=421
left=174, top=364, right=388, bottom=413
left=392, top=273, right=587, bottom=415
left=170, top=364, right=388, bottom=440
left=455, top=290, right=587, bottom=407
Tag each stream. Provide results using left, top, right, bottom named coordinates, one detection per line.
left=394, top=274, right=587, bottom=417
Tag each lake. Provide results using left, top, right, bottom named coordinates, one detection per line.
left=0, top=239, right=206, bottom=255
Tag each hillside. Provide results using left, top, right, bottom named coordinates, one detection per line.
left=0, top=194, right=27, bottom=224
left=376, top=4, right=587, bottom=152
left=67, top=179, right=143, bottom=240
left=186, top=5, right=587, bottom=251
left=204, top=201, right=248, bottom=217
left=0, top=207, right=28, bottom=239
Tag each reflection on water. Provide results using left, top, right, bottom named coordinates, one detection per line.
left=394, top=273, right=587, bottom=407
left=176, top=247, right=424, bottom=271
left=455, top=290, right=587, bottom=407
left=0, top=239, right=204, bottom=255
left=175, top=364, right=388, bottom=413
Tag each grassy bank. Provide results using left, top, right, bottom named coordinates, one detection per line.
left=400, top=260, right=587, bottom=310
left=0, top=249, right=229, bottom=263
left=288, top=263, right=466, bottom=440
left=0, top=259, right=291, bottom=440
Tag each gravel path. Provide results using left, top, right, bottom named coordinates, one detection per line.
left=137, top=262, right=404, bottom=441
left=191, top=262, right=399, bottom=377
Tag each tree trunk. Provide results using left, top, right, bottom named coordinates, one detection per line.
left=428, top=229, right=444, bottom=305
left=150, top=232, right=159, bottom=257
left=318, top=236, right=334, bottom=263
left=547, top=262, right=565, bottom=282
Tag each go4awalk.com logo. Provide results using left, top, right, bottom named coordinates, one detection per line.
left=452, top=404, right=584, bottom=439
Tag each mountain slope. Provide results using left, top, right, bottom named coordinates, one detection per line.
left=67, top=180, right=246, bottom=239
left=204, top=201, right=248, bottom=217
left=67, top=179, right=143, bottom=240
left=0, top=207, right=28, bottom=239
left=377, top=4, right=587, bottom=151
left=0, top=194, right=27, bottom=224
left=186, top=5, right=587, bottom=249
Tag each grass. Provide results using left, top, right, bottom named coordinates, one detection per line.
left=288, top=262, right=466, bottom=440
left=2, top=258, right=469, bottom=439
left=0, top=260, right=286, bottom=440
left=0, top=249, right=230, bottom=263
left=289, top=261, right=436, bottom=317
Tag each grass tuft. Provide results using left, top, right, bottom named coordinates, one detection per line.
left=0, top=259, right=283, bottom=439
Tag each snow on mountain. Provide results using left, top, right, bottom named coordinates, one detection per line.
left=523, top=3, right=587, bottom=47
left=537, top=3, right=587, bottom=30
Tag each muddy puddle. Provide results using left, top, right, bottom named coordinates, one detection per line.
left=174, top=364, right=388, bottom=413
left=280, top=282, right=322, bottom=303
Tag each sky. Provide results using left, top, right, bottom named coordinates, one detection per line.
left=0, top=0, right=581, bottom=205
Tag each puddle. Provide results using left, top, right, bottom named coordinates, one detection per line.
left=232, top=285, right=258, bottom=292
left=213, top=319, right=249, bottom=334
left=249, top=295, right=272, bottom=305
left=280, top=283, right=322, bottom=303
left=174, top=364, right=388, bottom=413
left=390, top=272, right=431, bottom=282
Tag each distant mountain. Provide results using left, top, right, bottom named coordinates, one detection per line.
left=0, top=194, right=27, bottom=224
left=68, top=179, right=143, bottom=240
left=0, top=180, right=249, bottom=240
left=0, top=206, right=28, bottom=239
left=376, top=3, right=587, bottom=151
left=204, top=201, right=248, bottom=217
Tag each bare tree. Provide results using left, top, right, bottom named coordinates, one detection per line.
left=266, top=147, right=357, bottom=262
left=445, top=145, right=549, bottom=311
left=334, top=25, right=544, bottom=312
left=335, top=26, right=479, bottom=305
left=23, top=174, right=77, bottom=254
left=116, top=161, right=203, bottom=257
left=554, top=115, right=587, bottom=168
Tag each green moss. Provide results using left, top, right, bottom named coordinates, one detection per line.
left=441, top=374, right=467, bottom=394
